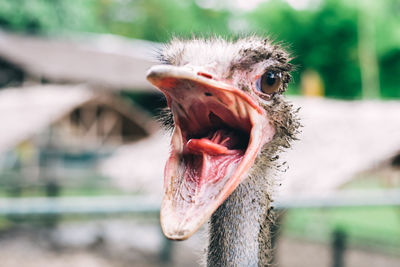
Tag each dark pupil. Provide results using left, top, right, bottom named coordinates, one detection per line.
left=265, top=72, right=276, bottom=86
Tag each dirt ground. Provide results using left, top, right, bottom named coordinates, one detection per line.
left=0, top=220, right=203, bottom=267
left=277, top=237, right=400, bottom=267
left=0, top=220, right=399, bottom=267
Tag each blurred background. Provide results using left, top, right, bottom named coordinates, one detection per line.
left=0, top=0, right=399, bottom=266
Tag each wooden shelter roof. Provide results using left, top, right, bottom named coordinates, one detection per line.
left=0, top=30, right=160, bottom=91
left=100, top=98, right=400, bottom=196
left=280, top=97, right=400, bottom=196
left=0, top=84, right=156, bottom=153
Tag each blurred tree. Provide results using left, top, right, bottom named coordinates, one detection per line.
left=357, top=0, right=380, bottom=99
left=0, top=0, right=398, bottom=99
left=0, top=0, right=101, bottom=33
left=246, top=0, right=362, bottom=98
left=95, top=0, right=231, bottom=42
left=375, top=0, right=400, bottom=98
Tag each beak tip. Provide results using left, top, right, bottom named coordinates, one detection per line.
left=146, top=65, right=175, bottom=87
left=164, top=231, right=190, bottom=241
left=162, top=223, right=193, bottom=241
left=161, top=208, right=198, bottom=240
left=145, top=67, right=158, bottom=83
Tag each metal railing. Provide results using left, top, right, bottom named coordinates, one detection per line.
left=1, top=189, right=399, bottom=267
left=1, top=189, right=400, bottom=216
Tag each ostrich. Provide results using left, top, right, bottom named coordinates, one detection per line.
left=146, top=37, right=300, bottom=266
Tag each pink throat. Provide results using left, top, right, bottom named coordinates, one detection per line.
left=181, top=129, right=245, bottom=201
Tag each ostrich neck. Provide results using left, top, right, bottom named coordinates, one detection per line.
left=207, top=176, right=272, bottom=267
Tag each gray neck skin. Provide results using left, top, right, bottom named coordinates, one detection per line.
left=207, top=177, right=271, bottom=267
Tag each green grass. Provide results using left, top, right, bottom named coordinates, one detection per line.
left=283, top=206, right=400, bottom=255
left=283, top=170, right=400, bottom=255
left=0, top=169, right=134, bottom=198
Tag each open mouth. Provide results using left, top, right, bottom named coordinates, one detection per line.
left=147, top=65, right=274, bottom=240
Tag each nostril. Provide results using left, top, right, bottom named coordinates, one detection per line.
left=197, top=72, right=213, bottom=79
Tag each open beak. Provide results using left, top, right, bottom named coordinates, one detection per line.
left=147, top=65, right=275, bottom=240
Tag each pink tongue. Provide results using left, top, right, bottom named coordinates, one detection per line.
left=187, top=139, right=235, bottom=155
left=183, top=130, right=244, bottom=193
left=186, top=129, right=240, bottom=155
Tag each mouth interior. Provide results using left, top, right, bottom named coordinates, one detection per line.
left=185, top=112, right=250, bottom=154
left=147, top=66, right=271, bottom=239
left=170, top=88, right=253, bottom=204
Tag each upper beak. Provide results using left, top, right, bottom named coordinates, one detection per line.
left=147, top=65, right=263, bottom=114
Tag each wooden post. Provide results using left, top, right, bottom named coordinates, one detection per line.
left=159, top=233, right=174, bottom=264
left=269, top=210, right=284, bottom=265
left=332, top=228, right=347, bottom=267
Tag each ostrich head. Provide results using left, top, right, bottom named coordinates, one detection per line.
left=147, top=37, right=299, bottom=241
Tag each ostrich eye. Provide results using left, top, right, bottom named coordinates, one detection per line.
left=255, top=71, right=282, bottom=95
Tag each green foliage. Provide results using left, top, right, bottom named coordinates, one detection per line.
left=380, top=49, right=400, bottom=98
left=284, top=207, right=400, bottom=254
left=91, top=0, right=231, bottom=42
left=0, top=0, right=100, bottom=33
left=0, top=0, right=398, bottom=99
left=246, top=0, right=362, bottom=98
left=374, top=0, right=400, bottom=98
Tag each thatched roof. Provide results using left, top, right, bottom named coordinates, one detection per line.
left=100, top=97, right=400, bottom=196
left=279, top=98, right=400, bottom=196
left=0, top=30, right=160, bottom=91
left=100, top=132, right=168, bottom=195
left=0, top=84, right=156, bottom=153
